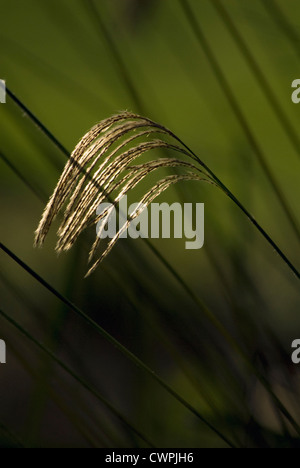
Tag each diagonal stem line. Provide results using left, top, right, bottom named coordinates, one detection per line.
left=6, top=87, right=69, bottom=160
left=212, top=0, right=300, bottom=159
left=128, top=238, right=300, bottom=437
left=6, top=88, right=143, bottom=209
left=0, top=307, right=155, bottom=448
left=0, top=152, right=236, bottom=445
left=0, top=150, right=45, bottom=200
left=178, top=0, right=300, bottom=244
left=5, top=87, right=298, bottom=283
left=6, top=87, right=300, bottom=433
left=4, top=140, right=300, bottom=440
left=159, top=123, right=300, bottom=281
left=261, top=0, right=300, bottom=62
left=83, top=0, right=145, bottom=114
left=0, top=241, right=235, bottom=448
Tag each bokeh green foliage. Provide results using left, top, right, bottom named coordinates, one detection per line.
left=0, top=0, right=300, bottom=448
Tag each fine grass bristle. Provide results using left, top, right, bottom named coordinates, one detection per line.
left=3, top=0, right=300, bottom=448
left=34, top=112, right=300, bottom=281
left=34, top=112, right=212, bottom=275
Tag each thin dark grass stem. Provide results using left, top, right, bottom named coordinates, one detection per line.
left=0, top=151, right=238, bottom=445
left=8, top=342, right=102, bottom=448
left=0, top=32, right=112, bottom=112
left=212, top=0, right=300, bottom=159
left=6, top=87, right=69, bottom=160
left=0, top=270, right=126, bottom=447
left=3, top=147, right=300, bottom=438
left=6, top=88, right=300, bottom=433
left=178, top=0, right=300, bottom=245
left=6, top=23, right=299, bottom=283
left=0, top=307, right=155, bottom=448
left=0, top=242, right=235, bottom=448
left=261, top=0, right=300, bottom=62
left=164, top=127, right=300, bottom=280
left=116, top=274, right=243, bottom=446
left=0, top=150, right=45, bottom=200
left=6, top=90, right=141, bottom=215
left=83, top=0, right=145, bottom=114
left=6, top=144, right=299, bottom=439
left=149, top=242, right=300, bottom=436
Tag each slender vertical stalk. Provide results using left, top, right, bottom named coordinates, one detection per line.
left=0, top=242, right=236, bottom=448
left=212, top=0, right=300, bottom=159
left=163, top=126, right=300, bottom=280
left=178, top=0, right=300, bottom=244
left=83, top=0, right=145, bottom=114
left=261, top=0, right=300, bottom=62
left=0, top=308, right=155, bottom=448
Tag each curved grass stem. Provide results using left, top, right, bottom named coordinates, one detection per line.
left=0, top=242, right=236, bottom=448
left=6, top=87, right=300, bottom=442
left=178, top=0, right=300, bottom=246
left=164, top=128, right=300, bottom=281
left=0, top=307, right=155, bottom=448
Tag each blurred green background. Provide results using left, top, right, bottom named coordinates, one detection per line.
left=1, top=0, right=300, bottom=448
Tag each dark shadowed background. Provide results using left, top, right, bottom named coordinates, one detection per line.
left=0, top=0, right=300, bottom=448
